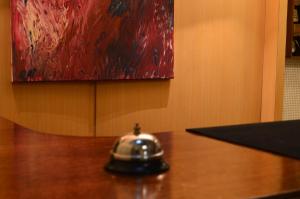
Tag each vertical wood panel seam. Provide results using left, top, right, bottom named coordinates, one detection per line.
left=93, top=82, right=97, bottom=137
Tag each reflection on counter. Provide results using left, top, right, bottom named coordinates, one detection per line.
left=110, top=174, right=167, bottom=199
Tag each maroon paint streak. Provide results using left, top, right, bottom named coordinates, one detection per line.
left=11, top=0, right=174, bottom=82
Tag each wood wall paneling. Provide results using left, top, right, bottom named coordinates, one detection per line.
left=275, top=0, right=288, bottom=120
left=0, top=0, right=286, bottom=136
left=261, top=0, right=287, bottom=121
left=0, top=2, right=95, bottom=136
left=96, top=0, right=266, bottom=136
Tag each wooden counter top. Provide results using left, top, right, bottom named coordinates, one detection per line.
left=1, top=118, right=300, bottom=199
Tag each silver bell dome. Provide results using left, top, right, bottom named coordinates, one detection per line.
left=111, top=123, right=164, bottom=161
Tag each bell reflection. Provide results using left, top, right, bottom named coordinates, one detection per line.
left=111, top=174, right=166, bottom=199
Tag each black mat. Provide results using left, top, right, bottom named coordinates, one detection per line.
left=186, top=120, right=300, bottom=160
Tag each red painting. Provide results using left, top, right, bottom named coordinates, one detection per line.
left=11, top=0, right=174, bottom=82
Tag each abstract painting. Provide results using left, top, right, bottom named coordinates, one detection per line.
left=11, top=0, right=174, bottom=82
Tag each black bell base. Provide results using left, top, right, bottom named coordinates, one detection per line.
left=105, top=158, right=169, bottom=175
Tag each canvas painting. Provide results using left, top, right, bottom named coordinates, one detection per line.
left=11, top=0, right=174, bottom=82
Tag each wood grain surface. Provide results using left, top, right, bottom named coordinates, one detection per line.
left=1, top=118, right=300, bottom=199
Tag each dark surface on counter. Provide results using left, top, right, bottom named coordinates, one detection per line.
left=187, top=120, right=300, bottom=160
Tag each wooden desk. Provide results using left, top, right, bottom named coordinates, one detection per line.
left=1, top=118, right=300, bottom=199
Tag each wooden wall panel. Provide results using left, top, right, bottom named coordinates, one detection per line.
left=0, top=118, right=13, bottom=130
left=261, top=0, right=287, bottom=121
left=275, top=0, right=288, bottom=120
left=96, top=0, right=266, bottom=136
left=0, top=1, right=95, bottom=136
left=0, top=0, right=286, bottom=136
